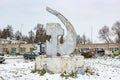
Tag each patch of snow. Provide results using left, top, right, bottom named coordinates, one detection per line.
left=0, top=56, right=120, bottom=80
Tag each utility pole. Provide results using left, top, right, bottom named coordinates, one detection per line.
left=91, top=26, right=93, bottom=44
left=20, top=24, right=23, bottom=40
left=18, top=24, right=23, bottom=54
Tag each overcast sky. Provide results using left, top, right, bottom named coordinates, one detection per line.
left=0, top=0, right=120, bottom=43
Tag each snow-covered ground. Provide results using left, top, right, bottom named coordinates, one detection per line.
left=0, top=56, right=120, bottom=80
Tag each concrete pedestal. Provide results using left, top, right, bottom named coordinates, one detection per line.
left=35, top=56, right=84, bottom=74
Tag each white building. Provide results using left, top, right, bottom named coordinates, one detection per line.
left=0, top=37, right=27, bottom=44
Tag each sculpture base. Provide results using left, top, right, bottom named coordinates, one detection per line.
left=35, top=56, right=84, bottom=74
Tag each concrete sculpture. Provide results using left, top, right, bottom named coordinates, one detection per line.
left=46, top=7, right=77, bottom=56
left=35, top=7, right=84, bottom=74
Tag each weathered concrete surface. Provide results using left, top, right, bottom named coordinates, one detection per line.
left=46, top=7, right=77, bottom=56
left=35, top=56, right=84, bottom=73
left=46, top=23, right=64, bottom=56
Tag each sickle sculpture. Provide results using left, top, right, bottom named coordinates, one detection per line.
left=46, top=7, right=77, bottom=55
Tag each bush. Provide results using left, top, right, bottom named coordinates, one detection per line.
left=31, top=69, right=46, bottom=76
left=85, top=67, right=95, bottom=75
left=113, top=50, right=120, bottom=56
left=39, top=69, right=46, bottom=76
left=60, top=71, right=77, bottom=79
left=81, top=52, right=94, bottom=58
left=69, top=71, right=77, bottom=78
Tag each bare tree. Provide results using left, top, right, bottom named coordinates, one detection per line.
left=82, top=34, right=86, bottom=44
left=86, top=38, right=92, bottom=44
left=112, top=21, right=120, bottom=43
left=22, top=35, right=29, bottom=42
left=1, top=29, right=8, bottom=39
left=34, top=24, right=46, bottom=43
left=1, top=25, right=14, bottom=39
left=99, top=26, right=113, bottom=43
left=76, top=35, right=82, bottom=44
left=6, top=25, right=14, bottom=38
left=28, top=30, right=35, bottom=44
left=15, top=30, right=22, bottom=40
left=76, top=34, right=92, bottom=44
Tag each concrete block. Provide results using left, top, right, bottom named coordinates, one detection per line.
left=35, top=56, right=84, bottom=74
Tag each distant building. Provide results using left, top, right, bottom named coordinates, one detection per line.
left=77, top=43, right=120, bottom=51
left=0, top=43, right=34, bottom=54
left=0, top=37, right=27, bottom=44
left=0, top=38, right=11, bottom=44
left=0, top=38, right=28, bottom=54
left=10, top=39, right=27, bottom=44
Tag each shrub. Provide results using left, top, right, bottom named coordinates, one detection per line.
left=69, top=71, right=77, bottom=78
left=39, top=69, right=46, bottom=76
left=81, top=52, right=94, bottom=58
left=113, top=50, right=120, bottom=56
left=85, top=67, right=94, bottom=75
left=60, top=71, right=77, bottom=79
left=31, top=69, right=46, bottom=76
